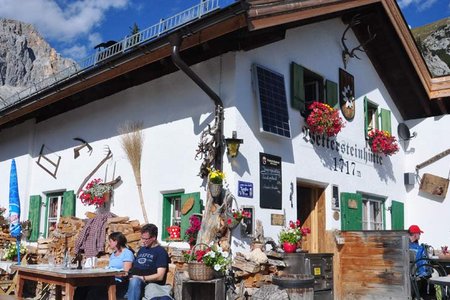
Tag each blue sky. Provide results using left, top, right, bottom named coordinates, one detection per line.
left=398, top=0, right=450, bottom=28
left=0, top=0, right=448, bottom=61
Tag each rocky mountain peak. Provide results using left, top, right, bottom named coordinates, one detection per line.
left=0, top=19, right=74, bottom=103
left=412, top=17, right=450, bottom=77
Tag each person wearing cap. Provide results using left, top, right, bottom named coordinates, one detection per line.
left=409, top=225, right=434, bottom=299
left=409, top=225, right=423, bottom=244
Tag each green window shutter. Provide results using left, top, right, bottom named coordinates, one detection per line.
left=390, top=200, right=404, bottom=230
left=28, top=195, right=42, bottom=242
left=180, top=192, right=201, bottom=240
left=380, top=108, right=392, bottom=134
left=161, top=196, right=172, bottom=240
left=291, top=62, right=305, bottom=113
left=325, top=80, right=338, bottom=109
left=61, top=191, right=76, bottom=217
left=340, top=192, right=363, bottom=231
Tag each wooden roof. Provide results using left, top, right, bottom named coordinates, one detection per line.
left=0, top=0, right=448, bottom=130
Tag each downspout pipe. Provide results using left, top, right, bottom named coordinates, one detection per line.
left=168, top=33, right=224, bottom=171
left=168, top=34, right=223, bottom=107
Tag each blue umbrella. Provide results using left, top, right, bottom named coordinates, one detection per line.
left=8, top=159, right=22, bottom=264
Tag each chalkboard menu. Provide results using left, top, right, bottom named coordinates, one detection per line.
left=260, top=153, right=282, bottom=209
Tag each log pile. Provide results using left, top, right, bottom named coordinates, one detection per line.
left=231, top=250, right=287, bottom=298
left=37, top=214, right=142, bottom=265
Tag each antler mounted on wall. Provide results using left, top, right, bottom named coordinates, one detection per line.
left=341, top=14, right=377, bottom=69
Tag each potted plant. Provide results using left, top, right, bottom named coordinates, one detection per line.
left=279, top=220, right=310, bottom=253
left=368, top=129, right=399, bottom=156
left=226, top=208, right=251, bottom=229
left=79, top=178, right=113, bottom=207
left=184, top=215, right=202, bottom=248
left=306, top=101, right=345, bottom=137
left=184, top=243, right=231, bottom=280
left=208, top=169, right=225, bottom=197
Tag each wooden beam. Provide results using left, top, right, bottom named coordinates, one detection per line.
left=247, top=0, right=379, bottom=31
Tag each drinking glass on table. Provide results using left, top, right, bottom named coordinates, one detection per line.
left=48, top=254, right=55, bottom=267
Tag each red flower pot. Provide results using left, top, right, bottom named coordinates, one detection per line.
left=283, top=242, right=297, bottom=253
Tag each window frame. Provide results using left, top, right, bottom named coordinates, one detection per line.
left=291, top=62, right=338, bottom=116
left=44, top=192, right=64, bottom=238
left=364, top=97, right=379, bottom=137
left=162, top=192, right=183, bottom=240
left=361, top=194, right=386, bottom=230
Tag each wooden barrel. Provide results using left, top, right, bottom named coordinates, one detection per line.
left=273, top=274, right=314, bottom=300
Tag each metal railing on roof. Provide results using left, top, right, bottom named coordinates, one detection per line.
left=2, top=0, right=221, bottom=110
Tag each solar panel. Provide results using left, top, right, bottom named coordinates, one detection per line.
left=253, top=64, right=291, bottom=138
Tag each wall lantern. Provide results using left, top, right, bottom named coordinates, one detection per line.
left=225, top=131, right=243, bottom=158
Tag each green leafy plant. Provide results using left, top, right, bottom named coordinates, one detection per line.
left=3, top=242, right=27, bottom=261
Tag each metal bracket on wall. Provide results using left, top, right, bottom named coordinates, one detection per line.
left=36, top=144, right=61, bottom=179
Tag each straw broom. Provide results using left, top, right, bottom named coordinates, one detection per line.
left=118, top=121, right=148, bottom=223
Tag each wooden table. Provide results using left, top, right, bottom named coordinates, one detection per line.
left=11, top=264, right=124, bottom=300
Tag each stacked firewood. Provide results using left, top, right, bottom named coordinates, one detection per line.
left=231, top=250, right=286, bottom=298
left=0, top=232, right=15, bottom=249
left=37, top=214, right=142, bottom=265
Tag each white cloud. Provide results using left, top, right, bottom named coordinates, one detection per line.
left=61, top=44, right=88, bottom=60
left=417, top=0, right=438, bottom=11
left=88, top=32, right=103, bottom=48
left=397, top=0, right=438, bottom=11
left=0, top=0, right=129, bottom=42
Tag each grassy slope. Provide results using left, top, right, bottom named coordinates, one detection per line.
left=411, top=17, right=450, bottom=42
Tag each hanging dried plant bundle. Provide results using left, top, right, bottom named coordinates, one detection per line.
left=118, top=121, right=148, bottom=223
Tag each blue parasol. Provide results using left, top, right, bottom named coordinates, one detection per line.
left=8, top=159, right=22, bottom=264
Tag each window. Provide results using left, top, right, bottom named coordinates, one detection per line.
left=162, top=192, right=201, bottom=240
left=362, top=195, right=385, bottom=230
left=340, top=192, right=385, bottom=231
left=46, top=193, right=63, bottom=237
left=365, top=98, right=378, bottom=133
left=364, top=97, right=392, bottom=137
left=28, top=191, right=76, bottom=241
left=164, top=194, right=182, bottom=230
left=253, top=64, right=291, bottom=138
left=291, top=62, right=338, bottom=116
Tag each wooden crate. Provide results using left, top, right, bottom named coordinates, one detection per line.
left=181, top=278, right=225, bottom=300
left=336, top=231, right=410, bottom=300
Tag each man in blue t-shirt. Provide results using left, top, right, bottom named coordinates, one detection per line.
left=127, top=224, right=170, bottom=300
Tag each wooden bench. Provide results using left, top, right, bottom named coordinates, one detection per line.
left=0, top=270, right=15, bottom=296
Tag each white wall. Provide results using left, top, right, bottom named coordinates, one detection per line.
left=227, top=18, right=407, bottom=249
left=0, top=17, right=411, bottom=250
left=405, top=115, right=450, bottom=248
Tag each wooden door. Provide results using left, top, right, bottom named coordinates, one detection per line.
left=297, top=185, right=326, bottom=253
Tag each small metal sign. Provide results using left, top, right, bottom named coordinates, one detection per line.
left=238, top=181, right=253, bottom=198
left=348, top=199, right=358, bottom=209
left=271, top=214, right=285, bottom=226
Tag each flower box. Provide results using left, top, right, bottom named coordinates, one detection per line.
left=306, top=101, right=345, bottom=137
left=368, top=129, right=399, bottom=156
